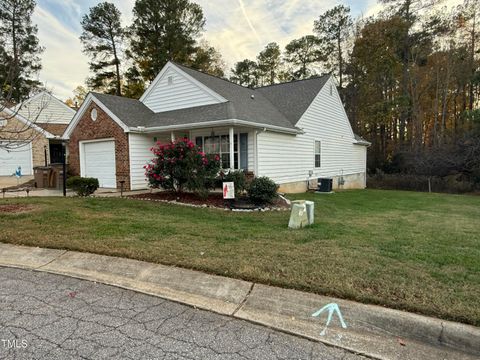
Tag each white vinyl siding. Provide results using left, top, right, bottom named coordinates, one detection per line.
left=0, top=142, right=32, bottom=175
left=142, top=67, right=222, bottom=113
left=128, top=133, right=170, bottom=190
left=16, top=92, right=75, bottom=125
left=256, top=77, right=366, bottom=184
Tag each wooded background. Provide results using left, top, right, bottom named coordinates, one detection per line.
left=2, top=0, right=479, bottom=190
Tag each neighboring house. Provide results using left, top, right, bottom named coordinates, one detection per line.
left=63, top=62, right=370, bottom=192
left=0, top=91, right=75, bottom=176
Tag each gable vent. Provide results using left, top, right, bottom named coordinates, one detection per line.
left=168, top=76, right=173, bottom=85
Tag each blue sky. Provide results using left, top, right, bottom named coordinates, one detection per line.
left=32, top=0, right=455, bottom=100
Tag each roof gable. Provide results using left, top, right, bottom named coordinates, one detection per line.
left=256, top=75, right=330, bottom=126
left=1, top=107, right=55, bottom=138
left=140, top=62, right=227, bottom=112
left=14, top=91, right=75, bottom=125
left=62, top=93, right=131, bottom=139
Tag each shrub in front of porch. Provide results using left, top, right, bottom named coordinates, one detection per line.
left=144, top=138, right=221, bottom=198
left=248, top=176, right=279, bottom=205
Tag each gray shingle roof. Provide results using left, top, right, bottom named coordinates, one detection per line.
left=91, top=63, right=331, bottom=132
left=256, top=76, right=330, bottom=125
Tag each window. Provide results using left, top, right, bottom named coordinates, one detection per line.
left=315, top=140, right=321, bottom=168
left=0, top=120, right=6, bottom=127
left=195, top=133, right=248, bottom=170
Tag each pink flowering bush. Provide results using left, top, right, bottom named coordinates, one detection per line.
left=144, top=138, right=221, bottom=197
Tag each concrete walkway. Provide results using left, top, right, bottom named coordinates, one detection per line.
left=0, top=243, right=478, bottom=360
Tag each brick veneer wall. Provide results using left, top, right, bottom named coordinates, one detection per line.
left=67, top=102, right=131, bottom=190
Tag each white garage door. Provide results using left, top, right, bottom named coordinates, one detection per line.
left=82, top=140, right=116, bottom=188
left=0, top=142, right=32, bottom=176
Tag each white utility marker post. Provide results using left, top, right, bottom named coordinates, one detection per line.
left=170, top=131, right=175, bottom=142
left=229, top=127, right=234, bottom=170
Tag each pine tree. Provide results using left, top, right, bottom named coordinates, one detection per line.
left=314, top=5, right=353, bottom=90
left=189, top=40, right=225, bottom=77
left=80, top=2, right=124, bottom=96
left=229, top=59, right=258, bottom=87
left=284, top=35, right=323, bottom=80
left=128, top=0, right=205, bottom=81
left=0, top=0, right=43, bottom=103
left=257, top=42, right=282, bottom=85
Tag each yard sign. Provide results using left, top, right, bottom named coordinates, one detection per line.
left=223, top=182, right=235, bottom=199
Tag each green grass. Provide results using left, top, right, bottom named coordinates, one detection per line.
left=1, top=190, right=479, bottom=326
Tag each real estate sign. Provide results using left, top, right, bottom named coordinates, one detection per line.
left=223, top=182, right=235, bottom=199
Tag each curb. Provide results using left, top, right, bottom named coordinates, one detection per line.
left=0, top=243, right=478, bottom=360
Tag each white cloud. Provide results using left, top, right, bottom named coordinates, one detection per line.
left=34, top=5, right=89, bottom=100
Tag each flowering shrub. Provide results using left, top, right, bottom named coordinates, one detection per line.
left=144, top=138, right=221, bottom=197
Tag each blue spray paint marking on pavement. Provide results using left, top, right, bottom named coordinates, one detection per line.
left=312, top=303, right=347, bottom=336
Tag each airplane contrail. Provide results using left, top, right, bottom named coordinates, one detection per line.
left=237, top=0, right=262, bottom=45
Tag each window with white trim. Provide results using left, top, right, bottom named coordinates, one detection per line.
left=195, top=133, right=248, bottom=170
left=315, top=140, right=321, bottom=168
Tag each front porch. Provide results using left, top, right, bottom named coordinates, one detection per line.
left=147, top=126, right=256, bottom=173
left=128, top=126, right=258, bottom=191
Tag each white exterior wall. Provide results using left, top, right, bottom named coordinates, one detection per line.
left=129, top=132, right=171, bottom=190
left=256, top=77, right=367, bottom=186
left=142, top=67, right=223, bottom=113
left=16, top=92, right=75, bottom=124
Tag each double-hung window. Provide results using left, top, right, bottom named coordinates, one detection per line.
left=315, top=140, right=321, bottom=168
left=195, top=133, right=248, bottom=170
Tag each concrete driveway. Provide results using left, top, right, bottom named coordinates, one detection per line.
left=0, top=267, right=363, bottom=360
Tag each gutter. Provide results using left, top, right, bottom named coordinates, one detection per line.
left=353, top=140, right=371, bottom=147
left=128, top=118, right=303, bottom=135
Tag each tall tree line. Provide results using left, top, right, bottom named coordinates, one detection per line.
left=80, top=0, right=225, bottom=99
left=230, top=0, right=480, bottom=182
left=78, top=0, right=479, bottom=182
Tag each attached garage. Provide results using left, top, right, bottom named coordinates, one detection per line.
left=80, top=139, right=116, bottom=188
left=0, top=142, right=33, bottom=176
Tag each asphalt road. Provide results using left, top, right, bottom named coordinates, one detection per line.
left=0, top=267, right=365, bottom=360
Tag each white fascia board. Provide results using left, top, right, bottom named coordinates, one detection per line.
left=1, top=106, right=55, bottom=139
left=129, top=119, right=303, bottom=135
left=139, top=61, right=227, bottom=104
left=62, top=93, right=130, bottom=139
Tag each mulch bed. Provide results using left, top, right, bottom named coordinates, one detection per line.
left=0, top=204, right=34, bottom=213
left=131, top=192, right=226, bottom=207
left=129, top=191, right=290, bottom=210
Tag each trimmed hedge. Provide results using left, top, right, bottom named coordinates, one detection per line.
left=248, top=176, right=278, bottom=205
left=66, top=176, right=99, bottom=197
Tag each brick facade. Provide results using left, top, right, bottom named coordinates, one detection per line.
left=67, top=103, right=131, bottom=190
left=0, top=112, right=50, bottom=170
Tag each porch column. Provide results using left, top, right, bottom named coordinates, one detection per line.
left=170, top=131, right=175, bottom=142
left=229, top=127, right=234, bottom=170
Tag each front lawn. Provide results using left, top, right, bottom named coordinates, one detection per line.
left=0, top=190, right=479, bottom=326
